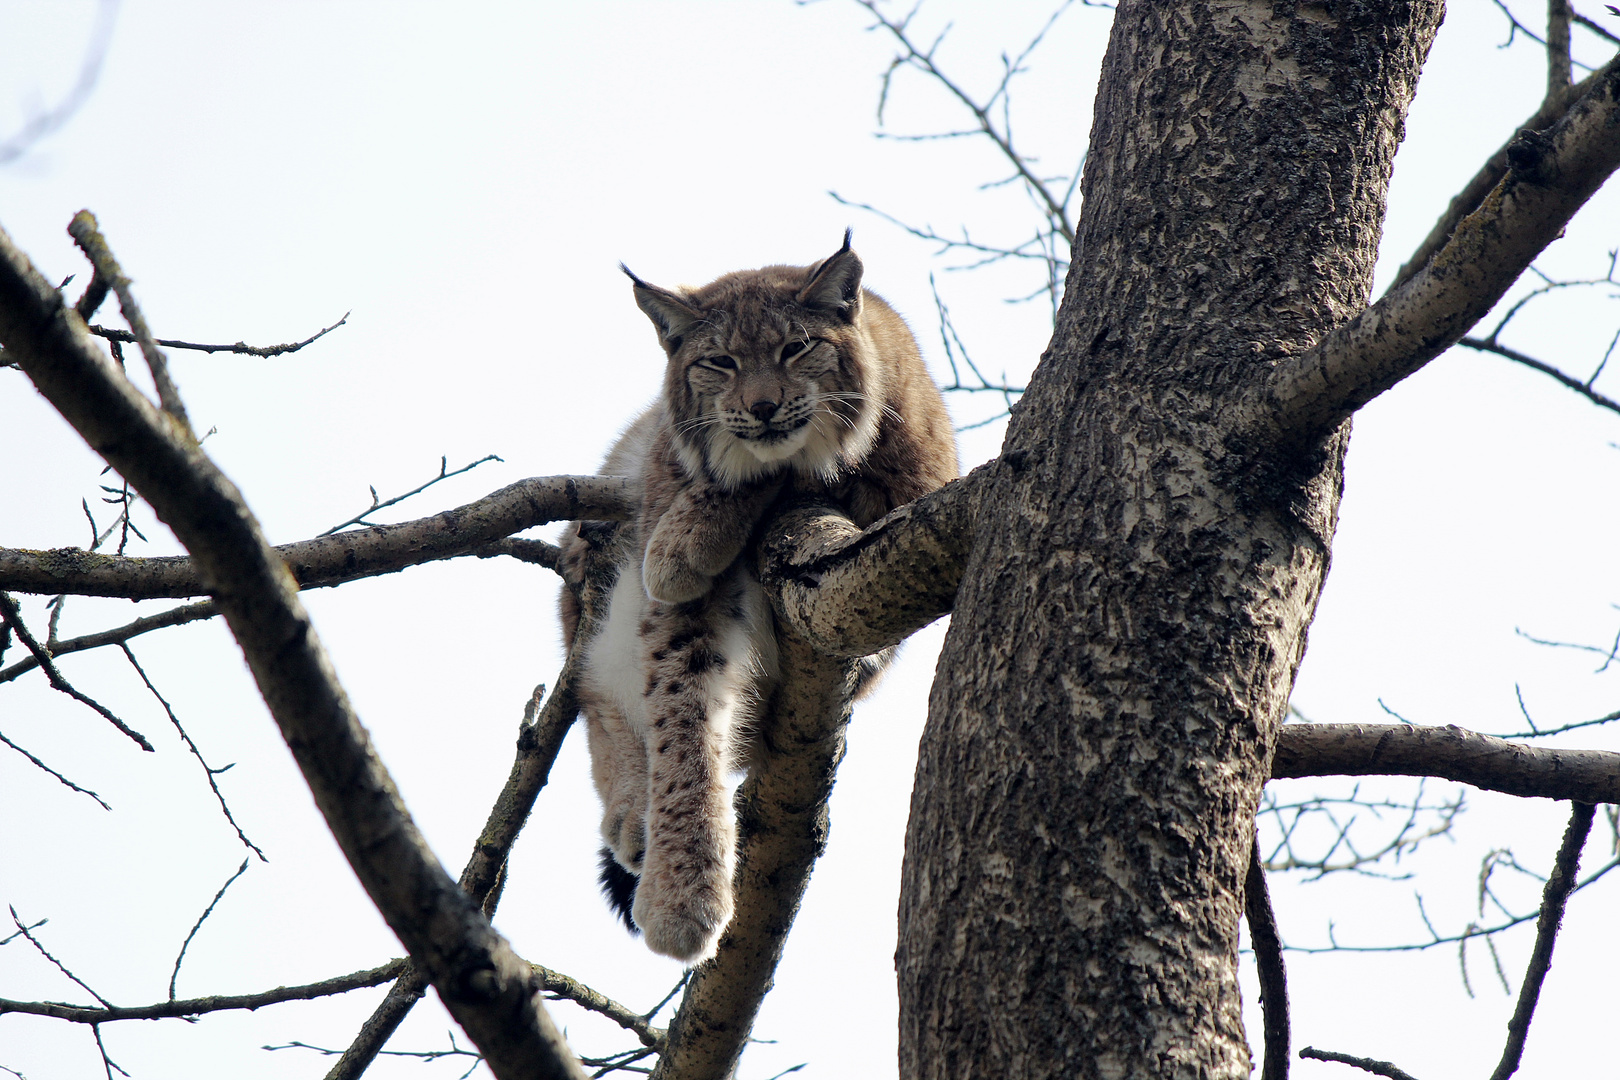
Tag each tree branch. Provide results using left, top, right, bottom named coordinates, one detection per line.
left=86, top=311, right=349, bottom=358
left=651, top=632, right=862, bottom=1080
left=0, top=473, right=631, bottom=599
left=1547, top=0, right=1574, bottom=104
left=0, top=217, right=586, bottom=1080
left=1487, top=802, right=1595, bottom=1080
left=1246, top=837, right=1290, bottom=1080
left=757, top=466, right=985, bottom=657
left=0, top=960, right=408, bottom=1023
left=1272, top=724, right=1620, bottom=803
left=1298, top=1046, right=1420, bottom=1080
left=328, top=597, right=599, bottom=1076
left=0, top=590, right=153, bottom=751
left=1458, top=335, right=1620, bottom=414
left=1266, top=53, right=1620, bottom=439
left=1390, top=60, right=1603, bottom=289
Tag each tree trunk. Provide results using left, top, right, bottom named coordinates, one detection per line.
left=897, top=4, right=1443, bottom=1077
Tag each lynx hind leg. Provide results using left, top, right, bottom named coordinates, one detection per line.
left=580, top=572, right=656, bottom=876
left=633, top=570, right=777, bottom=963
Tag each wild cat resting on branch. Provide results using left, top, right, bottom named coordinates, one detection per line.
left=559, top=232, right=958, bottom=962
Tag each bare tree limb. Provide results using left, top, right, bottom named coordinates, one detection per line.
left=0, top=473, right=631, bottom=599
left=0, top=537, right=563, bottom=682
left=534, top=964, right=666, bottom=1050
left=0, top=599, right=215, bottom=685
left=169, top=859, right=251, bottom=1000
left=0, top=217, right=586, bottom=1079
left=0, top=727, right=110, bottom=808
left=651, top=631, right=863, bottom=1080
left=1390, top=49, right=1607, bottom=289
left=757, top=466, right=986, bottom=657
left=0, top=590, right=152, bottom=751
left=1299, top=1046, right=1420, bottom=1080
left=1265, top=53, right=1620, bottom=441
left=1488, top=802, right=1596, bottom=1080
left=856, top=0, right=1079, bottom=246
left=67, top=212, right=193, bottom=435
left=1458, top=335, right=1620, bottom=415
left=1548, top=0, right=1574, bottom=102
left=1246, top=837, right=1289, bottom=1080
left=328, top=659, right=590, bottom=1076
left=321, top=454, right=503, bottom=536
left=86, top=311, right=349, bottom=358
left=1272, top=724, right=1620, bottom=804
left=0, top=960, right=408, bottom=1023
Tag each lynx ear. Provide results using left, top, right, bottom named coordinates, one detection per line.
left=622, top=264, right=702, bottom=350
left=797, top=229, right=863, bottom=322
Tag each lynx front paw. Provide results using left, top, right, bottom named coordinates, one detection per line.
left=642, top=551, right=711, bottom=604
left=631, top=873, right=734, bottom=964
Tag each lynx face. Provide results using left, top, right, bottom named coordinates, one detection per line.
left=626, top=240, right=883, bottom=490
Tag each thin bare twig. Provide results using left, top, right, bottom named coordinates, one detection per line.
left=0, top=591, right=152, bottom=751
left=0, top=959, right=408, bottom=1023
left=1299, top=1046, right=1420, bottom=1080
left=120, top=643, right=266, bottom=859
left=1460, top=336, right=1620, bottom=414
left=0, top=728, right=110, bottom=808
left=169, top=859, right=252, bottom=1001
left=1259, top=782, right=1465, bottom=879
left=1516, top=612, right=1620, bottom=674
left=1488, top=803, right=1597, bottom=1080
left=858, top=0, right=1078, bottom=243
left=91, top=1024, right=128, bottom=1079
left=535, top=964, right=668, bottom=1050
left=87, top=311, right=349, bottom=358
left=1284, top=856, right=1619, bottom=955
left=0, top=600, right=216, bottom=685
left=321, top=454, right=504, bottom=535
left=7, top=907, right=112, bottom=1009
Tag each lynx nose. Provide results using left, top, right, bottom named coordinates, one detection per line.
left=748, top=400, right=779, bottom=423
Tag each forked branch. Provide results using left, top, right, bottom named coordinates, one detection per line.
left=1267, top=53, right=1620, bottom=440
left=0, top=214, right=586, bottom=1080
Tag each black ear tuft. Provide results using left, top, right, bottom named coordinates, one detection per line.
left=625, top=264, right=703, bottom=346
left=797, top=230, right=863, bottom=321
left=598, top=847, right=640, bottom=934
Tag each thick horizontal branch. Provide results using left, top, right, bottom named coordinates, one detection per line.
left=0, top=216, right=586, bottom=1080
left=757, top=466, right=986, bottom=657
left=0, top=959, right=406, bottom=1023
left=0, top=475, right=631, bottom=599
left=1273, top=724, right=1620, bottom=803
left=1263, top=53, right=1620, bottom=441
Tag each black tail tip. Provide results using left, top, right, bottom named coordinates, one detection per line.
left=597, top=847, right=640, bottom=935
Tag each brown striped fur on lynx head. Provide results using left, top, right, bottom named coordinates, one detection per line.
left=560, top=234, right=957, bottom=962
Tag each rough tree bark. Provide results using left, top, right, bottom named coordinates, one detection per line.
left=898, top=5, right=1441, bottom=1077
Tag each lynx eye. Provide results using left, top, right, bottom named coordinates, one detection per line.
left=702, top=355, right=737, bottom=371
left=781, top=340, right=813, bottom=362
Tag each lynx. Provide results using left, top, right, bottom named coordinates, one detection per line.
left=559, top=233, right=958, bottom=962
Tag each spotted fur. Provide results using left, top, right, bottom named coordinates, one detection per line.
left=559, top=234, right=958, bottom=962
